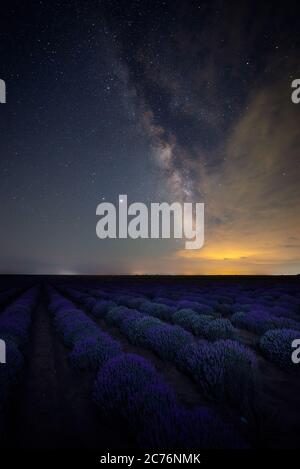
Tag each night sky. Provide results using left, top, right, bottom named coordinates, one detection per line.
left=0, top=0, right=299, bottom=274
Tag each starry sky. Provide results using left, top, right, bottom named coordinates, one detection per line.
left=0, top=0, right=299, bottom=275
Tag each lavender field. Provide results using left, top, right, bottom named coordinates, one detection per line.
left=0, top=275, right=299, bottom=449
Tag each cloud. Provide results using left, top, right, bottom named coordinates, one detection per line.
left=173, top=76, right=300, bottom=273
left=110, top=2, right=300, bottom=274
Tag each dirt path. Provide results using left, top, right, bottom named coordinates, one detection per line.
left=7, top=298, right=62, bottom=447
left=6, top=297, right=127, bottom=448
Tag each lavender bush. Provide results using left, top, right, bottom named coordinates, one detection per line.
left=82, top=296, right=98, bottom=311
left=214, top=303, right=234, bottom=316
left=139, top=405, right=247, bottom=449
left=176, top=339, right=258, bottom=414
left=70, top=334, right=122, bottom=370
left=116, top=295, right=146, bottom=309
left=0, top=288, right=38, bottom=409
left=204, top=318, right=237, bottom=341
left=122, top=316, right=162, bottom=347
left=106, top=306, right=138, bottom=327
left=93, top=353, right=245, bottom=449
left=175, top=300, right=213, bottom=315
left=144, top=324, right=193, bottom=361
left=172, top=308, right=214, bottom=336
left=139, top=301, right=175, bottom=321
left=93, top=354, right=176, bottom=427
left=153, top=297, right=177, bottom=307
left=91, top=300, right=116, bottom=318
left=0, top=288, right=37, bottom=348
left=48, top=288, right=124, bottom=372
left=52, top=305, right=100, bottom=347
left=48, top=289, right=102, bottom=347
left=260, top=328, right=300, bottom=370
left=118, top=310, right=145, bottom=335
left=232, top=310, right=300, bottom=335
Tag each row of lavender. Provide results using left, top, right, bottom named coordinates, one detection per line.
left=65, top=287, right=281, bottom=447
left=74, top=283, right=300, bottom=371
left=62, top=284, right=300, bottom=446
left=47, top=286, right=246, bottom=448
left=67, top=287, right=258, bottom=417
left=91, top=280, right=300, bottom=328
left=0, top=287, right=39, bottom=432
left=0, top=287, right=24, bottom=312
left=119, top=289, right=300, bottom=371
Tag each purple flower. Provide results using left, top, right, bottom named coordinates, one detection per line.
left=260, top=328, right=300, bottom=370
left=91, top=300, right=116, bottom=318
left=144, top=324, right=193, bottom=361
left=176, top=339, right=258, bottom=414
left=70, top=334, right=122, bottom=371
